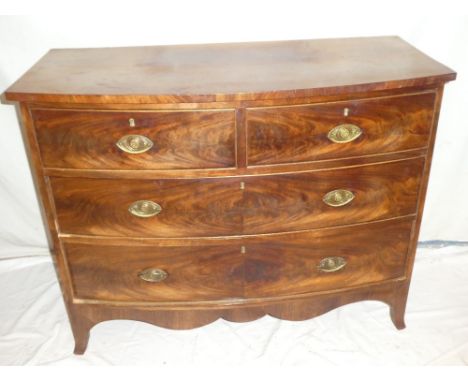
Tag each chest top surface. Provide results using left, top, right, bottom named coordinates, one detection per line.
left=5, top=36, right=455, bottom=104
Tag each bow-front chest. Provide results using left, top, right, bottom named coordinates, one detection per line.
left=4, top=37, right=456, bottom=354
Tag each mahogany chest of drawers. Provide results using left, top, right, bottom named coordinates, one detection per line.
left=4, top=37, right=456, bottom=354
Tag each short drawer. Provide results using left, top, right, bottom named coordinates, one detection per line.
left=247, top=92, right=435, bottom=165
left=242, top=157, right=424, bottom=234
left=64, top=242, right=243, bottom=302
left=243, top=217, right=413, bottom=297
left=50, top=177, right=243, bottom=238
left=32, top=109, right=236, bottom=169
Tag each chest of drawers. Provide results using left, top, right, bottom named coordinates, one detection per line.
left=4, top=37, right=455, bottom=354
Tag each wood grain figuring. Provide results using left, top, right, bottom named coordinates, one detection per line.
left=50, top=158, right=423, bottom=237
left=247, top=92, right=435, bottom=165
left=66, top=243, right=243, bottom=302
left=243, top=218, right=412, bottom=297
left=65, top=217, right=412, bottom=303
left=50, top=177, right=243, bottom=237
left=43, top=149, right=427, bottom=179
left=4, top=37, right=455, bottom=103
left=242, top=158, right=424, bottom=234
left=3, top=37, right=456, bottom=354
left=33, top=109, right=236, bottom=169
left=68, top=279, right=409, bottom=353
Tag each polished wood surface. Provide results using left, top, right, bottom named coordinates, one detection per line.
left=50, top=158, right=423, bottom=237
left=33, top=108, right=236, bottom=169
left=50, top=176, right=243, bottom=237
left=43, top=149, right=427, bottom=179
left=242, top=158, right=423, bottom=234
left=247, top=92, right=435, bottom=165
left=64, top=217, right=412, bottom=303
left=68, top=279, right=410, bottom=353
left=3, top=38, right=456, bottom=354
left=244, top=218, right=411, bottom=297
left=4, top=37, right=455, bottom=104
left=66, top=243, right=244, bottom=302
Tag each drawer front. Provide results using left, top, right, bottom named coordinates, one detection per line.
left=243, top=218, right=413, bottom=297
left=64, top=242, right=244, bottom=302
left=64, top=218, right=413, bottom=302
left=51, top=158, right=423, bottom=238
left=32, top=109, right=236, bottom=169
left=51, top=177, right=243, bottom=237
left=247, top=93, right=435, bottom=166
left=243, top=158, right=424, bottom=234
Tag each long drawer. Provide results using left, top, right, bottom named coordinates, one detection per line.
left=63, top=217, right=412, bottom=303
left=50, top=158, right=424, bottom=237
left=32, top=108, right=236, bottom=170
left=247, top=92, right=435, bottom=166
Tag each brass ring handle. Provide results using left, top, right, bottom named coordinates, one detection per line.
left=116, top=134, right=153, bottom=154
left=323, top=189, right=355, bottom=207
left=318, top=257, right=347, bottom=273
left=138, top=268, right=168, bottom=282
left=128, top=200, right=162, bottom=218
left=327, top=124, right=362, bottom=143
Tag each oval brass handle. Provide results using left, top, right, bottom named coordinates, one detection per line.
left=318, top=257, right=347, bottom=273
left=128, top=200, right=162, bottom=218
left=323, top=189, right=355, bottom=207
left=138, top=268, right=168, bottom=282
left=327, top=124, right=362, bottom=143
left=116, top=134, right=153, bottom=154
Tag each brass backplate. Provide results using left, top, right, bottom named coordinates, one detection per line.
left=318, top=257, right=347, bottom=273
left=128, top=200, right=162, bottom=218
left=116, top=134, right=153, bottom=154
left=138, top=268, right=168, bottom=282
left=322, top=189, right=355, bottom=207
left=327, top=124, right=362, bottom=143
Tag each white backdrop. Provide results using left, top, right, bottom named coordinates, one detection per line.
left=0, top=5, right=467, bottom=260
